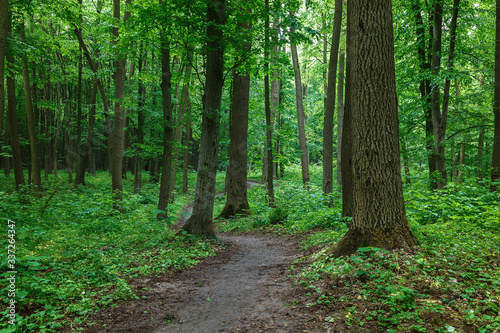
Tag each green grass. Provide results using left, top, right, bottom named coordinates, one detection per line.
left=0, top=171, right=221, bottom=332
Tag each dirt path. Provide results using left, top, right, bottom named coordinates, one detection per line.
left=83, top=184, right=334, bottom=332
left=84, top=232, right=324, bottom=332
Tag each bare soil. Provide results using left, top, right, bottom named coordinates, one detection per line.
left=82, top=228, right=335, bottom=332
left=82, top=184, right=348, bottom=332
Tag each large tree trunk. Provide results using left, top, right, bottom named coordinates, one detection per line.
left=20, top=23, right=41, bottom=192
left=110, top=0, right=131, bottom=208
left=323, top=0, right=343, bottom=197
left=6, top=11, right=25, bottom=189
left=290, top=19, right=310, bottom=186
left=491, top=0, right=500, bottom=192
left=329, top=0, right=418, bottom=258
left=219, top=8, right=252, bottom=218
left=336, top=49, right=345, bottom=186
left=183, top=0, right=226, bottom=237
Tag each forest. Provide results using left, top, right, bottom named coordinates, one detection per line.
left=0, top=0, right=499, bottom=331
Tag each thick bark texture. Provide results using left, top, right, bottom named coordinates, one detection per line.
left=323, top=0, right=343, bottom=196
left=219, top=9, right=252, bottom=218
left=491, top=0, right=500, bottom=192
left=290, top=24, right=310, bottom=186
left=20, top=24, right=41, bottom=192
left=341, top=2, right=354, bottom=218
left=331, top=0, right=418, bottom=258
left=182, top=0, right=226, bottom=238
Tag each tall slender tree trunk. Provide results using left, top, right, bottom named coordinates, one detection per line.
left=20, top=23, right=41, bottom=192
left=477, top=127, right=485, bottom=183
left=182, top=111, right=192, bottom=193
left=271, top=18, right=280, bottom=179
left=73, top=27, right=112, bottom=167
left=413, top=0, right=437, bottom=190
left=458, top=142, right=465, bottom=183
left=323, top=0, right=343, bottom=197
left=430, top=0, right=460, bottom=189
left=336, top=49, right=345, bottom=186
left=290, top=18, right=310, bottom=186
left=168, top=57, right=191, bottom=201
left=330, top=0, right=418, bottom=257
left=53, top=83, right=64, bottom=178
left=491, top=0, right=500, bottom=192
left=430, top=0, right=445, bottom=189
left=322, top=13, right=328, bottom=111
left=6, top=11, right=25, bottom=189
left=0, top=0, right=7, bottom=149
left=157, top=35, right=174, bottom=219
left=64, top=87, right=73, bottom=183
left=75, top=82, right=98, bottom=186
left=451, top=146, right=458, bottom=182
left=183, top=0, right=226, bottom=237
left=134, top=44, right=146, bottom=194
left=110, top=0, right=131, bottom=208
left=219, top=6, right=252, bottom=218
left=43, top=81, right=52, bottom=180
left=264, top=0, right=274, bottom=205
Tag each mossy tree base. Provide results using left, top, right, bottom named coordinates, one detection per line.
left=182, top=215, right=217, bottom=239
left=325, top=222, right=419, bottom=258
left=217, top=202, right=252, bottom=219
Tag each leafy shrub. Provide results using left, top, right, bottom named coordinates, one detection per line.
left=269, top=206, right=288, bottom=224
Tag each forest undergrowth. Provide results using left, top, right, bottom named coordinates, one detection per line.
left=219, top=165, right=500, bottom=333
left=1, top=165, right=499, bottom=332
